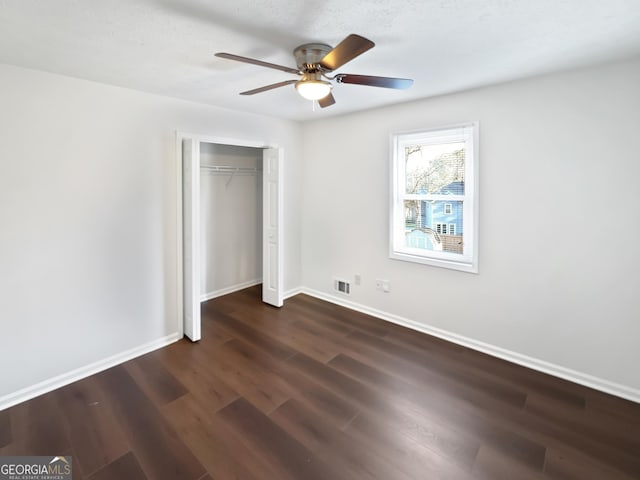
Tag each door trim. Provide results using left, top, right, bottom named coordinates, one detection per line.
left=176, top=132, right=283, bottom=340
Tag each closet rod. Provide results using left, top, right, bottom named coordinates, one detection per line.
left=199, top=165, right=261, bottom=174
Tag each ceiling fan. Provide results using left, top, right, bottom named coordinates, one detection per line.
left=215, top=34, right=413, bottom=108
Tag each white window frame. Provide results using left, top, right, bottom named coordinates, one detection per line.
left=444, top=203, right=453, bottom=215
left=390, top=122, right=479, bottom=273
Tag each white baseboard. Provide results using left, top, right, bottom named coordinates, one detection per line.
left=298, top=287, right=640, bottom=404
left=0, top=332, right=182, bottom=411
left=284, top=286, right=303, bottom=299
left=200, top=279, right=262, bottom=302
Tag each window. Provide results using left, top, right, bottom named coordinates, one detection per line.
left=435, top=223, right=456, bottom=235
left=390, top=123, right=478, bottom=273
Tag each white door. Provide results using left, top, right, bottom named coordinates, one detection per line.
left=262, top=148, right=283, bottom=307
left=182, top=138, right=201, bottom=341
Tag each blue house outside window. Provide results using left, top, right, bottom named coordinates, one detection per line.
left=418, top=181, right=464, bottom=236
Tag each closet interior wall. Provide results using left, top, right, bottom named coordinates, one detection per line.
left=199, top=143, right=263, bottom=300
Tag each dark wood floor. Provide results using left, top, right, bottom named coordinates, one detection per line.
left=1, top=286, right=639, bottom=479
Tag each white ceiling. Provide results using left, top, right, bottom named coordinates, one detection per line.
left=1, top=0, right=640, bottom=121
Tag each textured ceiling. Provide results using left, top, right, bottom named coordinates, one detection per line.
left=1, top=0, right=640, bottom=121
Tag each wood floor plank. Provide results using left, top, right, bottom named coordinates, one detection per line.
left=0, top=392, right=70, bottom=456
left=543, top=446, right=639, bottom=480
left=199, top=309, right=236, bottom=345
left=67, top=450, right=87, bottom=480
left=585, top=391, right=640, bottom=426
left=123, top=353, right=189, bottom=407
left=472, top=445, right=548, bottom=480
left=94, top=366, right=206, bottom=480
left=331, top=344, right=520, bottom=426
left=0, top=409, right=11, bottom=448
left=327, top=351, right=535, bottom=460
left=459, top=349, right=588, bottom=408
left=209, top=310, right=297, bottom=361
left=54, top=377, right=130, bottom=477
left=217, top=397, right=348, bottom=480
left=161, top=394, right=277, bottom=480
left=507, top=406, right=640, bottom=478
left=328, top=327, right=528, bottom=420
left=525, top=392, right=640, bottom=455
left=348, top=329, right=529, bottom=408
left=220, top=339, right=308, bottom=394
left=270, top=398, right=415, bottom=480
left=289, top=294, right=391, bottom=337
left=329, top=353, right=619, bottom=477
left=202, top=340, right=292, bottom=414
left=287, top=303, right=355, bottom=336
left=287, top=352, right=481, bottom=470
left=218, top=335, right=362, bottom=428
left=153, top=343, right=240, bottom=414
left=87, top=452, right=148, bottom=480
left=380, top=326, right=565, bottom=405
left=381, top=321, right=469, bottom=355
left=345, top=407, right=477, bottom=480
left=226, top=309, right=340, bottom=363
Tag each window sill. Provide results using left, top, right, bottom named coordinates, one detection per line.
left=390, top=251, right=478, bottom=274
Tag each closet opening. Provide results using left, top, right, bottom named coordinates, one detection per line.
left=178, top=134, right=283, bottom=341
left=200, top=143, right=264, bottom=304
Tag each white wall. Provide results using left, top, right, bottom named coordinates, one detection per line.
left=0, top=63, right=302, bottom=404
left=301, top=57, right=640, bottom=396
left=200, top=144, right=262, bottom=297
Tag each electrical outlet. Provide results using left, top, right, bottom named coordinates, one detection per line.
left=354, top=274, right=361, bottom=285
left=376, top=279, right=390, bottom=292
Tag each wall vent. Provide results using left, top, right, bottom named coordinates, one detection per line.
left=334, top=278, right=351, bottom=295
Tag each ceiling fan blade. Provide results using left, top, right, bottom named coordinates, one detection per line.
left=319, top=34, right=375, bottom=71
left=318, top=92, right=336, bottom=108
left=240, top=79, right=298, bottom=95
left=215, top=52, right=300, bottom=75
left=336, top=74, right=413, bottom=89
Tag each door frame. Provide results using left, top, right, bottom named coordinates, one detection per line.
left=176, top=132, right=284, bottom=340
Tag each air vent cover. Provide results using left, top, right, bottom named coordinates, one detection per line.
left=334, top=278, right=351, bottom=295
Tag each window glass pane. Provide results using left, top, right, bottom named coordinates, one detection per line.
left=403, top=200, right=464, bottom=254
left=405, top=142, right=465, bottom=194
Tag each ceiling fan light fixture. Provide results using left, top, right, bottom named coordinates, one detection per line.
left=295, top=79, right=332, bottom=100
left=218, top=34, right=413, bottom=109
